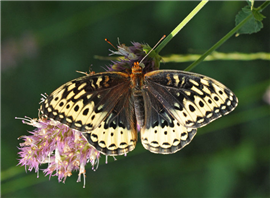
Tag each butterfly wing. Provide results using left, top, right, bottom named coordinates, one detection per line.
left=141, top=70, right=238, bottom=154
left=41, top=72, right=137, bottom=156
left=144, top=70, right=238, bottom=128
left=83, top=89, right=137, bottom=156
left=141, top=89, right=197, bottom=154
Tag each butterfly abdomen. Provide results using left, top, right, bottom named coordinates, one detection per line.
left=133, top=91, right=145, bottom=127
left=131, top=62, right=146, bottom=127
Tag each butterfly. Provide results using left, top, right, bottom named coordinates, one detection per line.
left=40, top=62, right=238, bottom=156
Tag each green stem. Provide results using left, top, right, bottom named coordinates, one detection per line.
left=184, top=14, right=252, bottom=71
left=256, top=1, right=270, bottom=12
left=155, top=0, right=209, bottom=54
left=184, top=1, right=269, bottom=72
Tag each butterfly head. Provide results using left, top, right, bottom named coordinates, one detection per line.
left=132, top=62, right=144, bottom=73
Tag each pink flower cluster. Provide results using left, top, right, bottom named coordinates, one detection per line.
left=107, top=41, right=161, bottom=73
left=17, top=116, right=100, bottom=188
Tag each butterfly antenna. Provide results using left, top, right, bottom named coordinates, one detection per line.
left=139, top=35, right=166, bottom=64
left=105, top=38, right=117, bottom=50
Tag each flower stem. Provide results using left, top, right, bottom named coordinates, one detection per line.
left=256, top=1, right=270, bottom=12
left=184, top=1, right=269, bottom=72
left=155, top=0, right=209, bottom=54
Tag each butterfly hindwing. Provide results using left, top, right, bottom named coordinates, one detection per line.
left=144, top=70, right=238, bottom=129
left=83, top=90, right=137, bottom=156
left=141, top=89, right=197, bottom=154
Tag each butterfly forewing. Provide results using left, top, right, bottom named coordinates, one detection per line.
left=144, top=70, right=238, bottom=129
left=41, top=72, right=138, bottom=156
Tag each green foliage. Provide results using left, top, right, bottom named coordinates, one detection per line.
left=252, top=8, right=266, bottom=22
left=235, top=5, right=265, bottom=34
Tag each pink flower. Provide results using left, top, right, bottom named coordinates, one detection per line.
left=106, top=41, right=161, bottom=73
left=17, top=116, right=100, bottom=188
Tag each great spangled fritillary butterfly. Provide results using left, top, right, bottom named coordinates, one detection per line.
left=40, top=60, right=238, bottom=156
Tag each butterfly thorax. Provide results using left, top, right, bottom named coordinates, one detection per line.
left=130, top=62, right=145, bottom=127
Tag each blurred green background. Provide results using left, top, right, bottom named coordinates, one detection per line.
left=2, top=1, right=269, bottom=198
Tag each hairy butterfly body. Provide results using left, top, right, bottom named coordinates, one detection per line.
left=40, top=62, right=238, bottom=156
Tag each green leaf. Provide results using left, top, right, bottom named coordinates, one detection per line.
left=252, top=9, right=266, bottom=21
left=235, top=5, right=264, bottom=35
